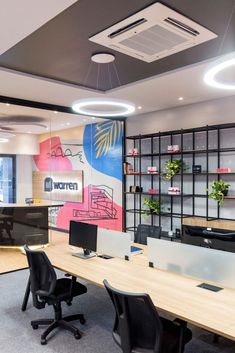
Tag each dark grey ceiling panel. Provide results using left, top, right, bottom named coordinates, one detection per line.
left=0, top=0, right=234, bottom=91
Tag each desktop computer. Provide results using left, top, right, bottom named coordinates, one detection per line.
left=69, top=221, right=97, bottom=259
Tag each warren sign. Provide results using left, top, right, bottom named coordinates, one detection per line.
left=33, top=171, right=83, bottom=202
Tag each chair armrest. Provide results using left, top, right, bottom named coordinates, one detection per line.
left=36, top=290, right=50, bottom=297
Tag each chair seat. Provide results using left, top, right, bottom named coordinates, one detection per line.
left=46, top=278, right=87, bottom=302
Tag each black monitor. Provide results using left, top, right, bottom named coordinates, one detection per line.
left=182, top=224, right=235, bottom=253
left=69, top=221, right=97, bottom=259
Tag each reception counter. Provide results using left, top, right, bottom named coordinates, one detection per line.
left=0, top=203, right=63, bottom=246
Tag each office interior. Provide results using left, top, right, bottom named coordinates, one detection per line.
left=0, top=1, right=235, bottom=352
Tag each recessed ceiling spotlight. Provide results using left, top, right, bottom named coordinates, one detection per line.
left=91, top=53, right=115, bottom=64
left=92, top=117, right=96, bottom=120
left=178, top=97, right=184, bottom=101
left=5, top=103, right=10, bottom=106
left=72, top=99, right=135, bottom=117
left=137, top=106, right=142, bottom=110
left=54, top=110, right=58, bottom=114
left=66, top=122, right=71, bottom=126
left=204, top=52, right=235, bottom=90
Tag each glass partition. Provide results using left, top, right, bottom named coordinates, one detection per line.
left=0, top=102, right=124, bottom=246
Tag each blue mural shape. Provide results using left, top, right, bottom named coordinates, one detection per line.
left=83, top=121, right=123, bottom=181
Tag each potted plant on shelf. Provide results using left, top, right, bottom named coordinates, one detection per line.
left=208, top=180, right=230, bottom=206
left=161, top=160, right=186, bottom=181
left=143, top=198, right=161, bottom=216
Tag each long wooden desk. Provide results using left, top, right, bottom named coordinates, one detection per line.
left=43, top=236, right=235, bottom=342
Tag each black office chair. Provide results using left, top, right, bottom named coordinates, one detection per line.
left=134, top=224, right=161, bottom=245
left=104, top=280, right=192, bottom=353
left=24, top=245, right=87, bottom=345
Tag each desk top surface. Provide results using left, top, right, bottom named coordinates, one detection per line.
left=45, top=231, right=235, bottom=341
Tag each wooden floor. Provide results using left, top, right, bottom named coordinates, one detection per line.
left=0, top=230, right=68, bottom=274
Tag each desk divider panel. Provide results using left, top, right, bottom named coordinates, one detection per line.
left=147, top=237, right=235, bottom=289
left=97, top=228, right=131, bottom=259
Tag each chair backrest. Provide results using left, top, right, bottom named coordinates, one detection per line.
left=24, top=245, right=57, bottom=307
left=134, top=224, right=161, bottom=245
left=104, top=280, right=162, bottom=353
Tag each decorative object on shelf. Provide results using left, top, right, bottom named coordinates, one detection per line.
left=143, top=198, right=161, bottom=215
left=148, top=189, right=158, bottom=194
left=192, top=165, right=202, bottom=174
left=162, top=160, right=185, bottom=180
left=208, top=180, right=230, bottom=206
left=168, top=230, right=174, bottom=237
left=168, top=187, right=180, bottom=195
left=130, top=186, right=143, bottom=193
left=147, top=166, right=158, bottom=174
left=216, top=167, right=231, bottom=173
left=167, top=145, right=180, bottom=153
left=128, top=148, right=138, bottom=156
left=123, top=162, right=133, bottom=174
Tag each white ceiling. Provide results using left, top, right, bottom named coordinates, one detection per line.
left=0, top=0, right=77, bottom=55
left=0, top=1, right=234, bottom=118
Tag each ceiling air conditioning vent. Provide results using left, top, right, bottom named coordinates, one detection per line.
left=89, top=3, right=217, bottom=63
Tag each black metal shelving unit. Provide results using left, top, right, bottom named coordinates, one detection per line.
left=123, top=123, right=235, bottom=236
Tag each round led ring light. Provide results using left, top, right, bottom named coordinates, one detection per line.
left=72, top=99, right=135, bottom=117
left=0, top=138, right=9, bottom=143
left=204, top=54, right=235, bottom=90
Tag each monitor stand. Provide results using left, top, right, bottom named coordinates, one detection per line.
left=72, top=248, right=96, bottom=259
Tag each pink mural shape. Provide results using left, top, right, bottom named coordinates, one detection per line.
left=56, top=185, right=122, bottom=231
left=34, top=136, right=72, bottom=171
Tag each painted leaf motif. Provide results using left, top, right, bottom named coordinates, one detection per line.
left=94, top=121, right=123, bottom=158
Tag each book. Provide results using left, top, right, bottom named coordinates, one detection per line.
left=130, top=246, right=143, bottom=255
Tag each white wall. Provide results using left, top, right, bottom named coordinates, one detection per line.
left=0, top=133, right=39, bottom=155
left=16, top=155, right=33, bottom=203
left=126, top=95, right=235, bottom=136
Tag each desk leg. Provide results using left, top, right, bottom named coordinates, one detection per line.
left=175, top=319, right=187, bottom=353
left=21, top=276, right=31, bottom=311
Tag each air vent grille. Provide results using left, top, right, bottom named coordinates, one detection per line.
left=120, top=23, right=187, bottom=56
left=89, top=2, right=217, bottom=63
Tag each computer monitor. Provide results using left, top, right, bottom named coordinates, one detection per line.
left=69, top=221, right=97, bottom=259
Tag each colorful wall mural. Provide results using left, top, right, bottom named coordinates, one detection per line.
left=33, top=120, right=123, bottom=231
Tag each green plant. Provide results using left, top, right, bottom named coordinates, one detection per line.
left=208, top=180, right=230, bottom=206
left=143, top=198, right=161, bottom=215
left=162, top=160, right=186, bottom=181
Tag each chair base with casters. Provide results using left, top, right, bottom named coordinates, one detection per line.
left=31, top=300, right=85, bottom=345
left=24, top=245, right=87, bottom=345
left=31, top=277, right=87, bottom=345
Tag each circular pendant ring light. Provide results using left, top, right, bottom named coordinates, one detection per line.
left=72, top=99, right=135, bottom=117
left=204, top=53, right=235, bottom=90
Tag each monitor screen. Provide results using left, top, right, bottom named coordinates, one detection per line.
left=69, top=221, right=97, bottom=253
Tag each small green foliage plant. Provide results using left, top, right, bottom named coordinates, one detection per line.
left=208, top=180, right=230, bottom=206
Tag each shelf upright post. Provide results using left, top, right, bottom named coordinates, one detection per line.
left=158, top=131, right=161, bottom=234
left=133, top=138, right=137, bottom=233
left=192, top=131, right=195, bottom=216
left=139, top=135, right=142, bottom=227
left=206, top=125, right=209, bottom=220
left=217, top=128, right=220, bottom=219
left=170, top=133, right=173, bottom=231
left=151, top=136, right=154, bottom=227
left=180, top=129, right=184, bottom=225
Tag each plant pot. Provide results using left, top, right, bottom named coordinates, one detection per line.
left=222, top=190, right=228, bottom=196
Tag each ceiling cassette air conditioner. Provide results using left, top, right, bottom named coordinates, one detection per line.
left=89, top=2, right=217, bottom=63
